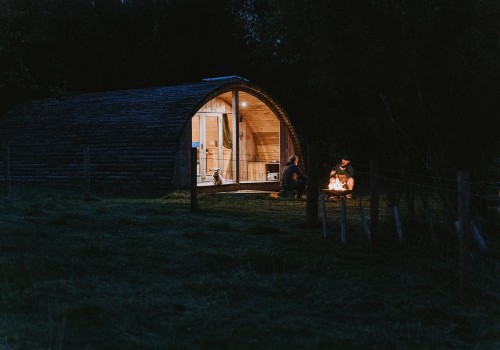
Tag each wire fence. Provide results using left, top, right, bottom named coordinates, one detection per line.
left=1, top=144, right=499, bottom=308
left=196, top=161, right=500, bottom=307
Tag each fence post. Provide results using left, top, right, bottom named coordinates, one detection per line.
left=471, top=219, right=487, bottom=253
left=191, top=147, right=198, bottom=211
left=358, top=205, right=371, bottom=242
left=319, top=194, right=328, bottom=238
left=340, top=197, right=347, bottom=244
left=370, top=160, right=379, bottom=247
left=425, top=209, right=436, bottom=241
left=83, top=144, right=90, bottom=201
left=306, top=143, right=319, bottom=227
left=457, top=171, right=471, bottom=304
left=4, top=143, right=11, bottom=203
left=498, top=189, right=500, bottom=215
left=392, top=206, right=404, bottom=243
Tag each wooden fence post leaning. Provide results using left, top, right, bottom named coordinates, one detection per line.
left=190, top=147, right=198, bottom=211
left=370, top=160, right=379, bottom=247
left=471, top=219, right=487, bottom=253
left=457, top=170, right=471, bottom=304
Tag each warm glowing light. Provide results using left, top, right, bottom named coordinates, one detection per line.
left=328, top=177, right=346, bottom=191
left=241, top=101, right=247, bottom=107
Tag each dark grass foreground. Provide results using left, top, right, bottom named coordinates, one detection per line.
left=0, top=186, right=498, bottom=349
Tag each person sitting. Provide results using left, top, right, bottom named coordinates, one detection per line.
left=330, top=155, right=354, bottom=198
left=280, top=155, right=307, bottom=198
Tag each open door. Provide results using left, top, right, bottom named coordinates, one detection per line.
left=192, top=92, right=294, bottom=186
left=192, top=113, right=232, bottom=183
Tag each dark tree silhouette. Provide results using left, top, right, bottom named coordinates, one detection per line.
left=1, top=0, right=498, bottom=183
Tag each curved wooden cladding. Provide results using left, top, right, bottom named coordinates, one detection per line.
left=0, top=77, right=302, bottom=192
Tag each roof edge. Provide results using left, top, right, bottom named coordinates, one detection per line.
left=202, top=75, right=250, bottom=83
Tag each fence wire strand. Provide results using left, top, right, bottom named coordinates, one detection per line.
left=197, top=168, right=499, bottom=307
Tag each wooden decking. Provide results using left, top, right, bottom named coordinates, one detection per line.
left=197, top=180, right=280, bottom=194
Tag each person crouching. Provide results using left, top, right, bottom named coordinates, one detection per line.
left=280, top=155, right=307, bottom=198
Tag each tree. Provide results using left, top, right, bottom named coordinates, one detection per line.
left=231, top=0, right=500, bottom=185
left=0, top=0, right=253, bottom=114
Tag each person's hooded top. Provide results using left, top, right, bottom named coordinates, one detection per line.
left=281, top=161, right=307, bottom=188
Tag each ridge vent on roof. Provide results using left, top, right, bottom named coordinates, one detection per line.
left=202, top=75, right=249, bottom=82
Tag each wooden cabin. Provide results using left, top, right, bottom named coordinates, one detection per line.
left=0, top=76, right=303, bottom=192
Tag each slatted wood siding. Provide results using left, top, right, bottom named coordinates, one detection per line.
left=0, top=77, right=302, bottom=192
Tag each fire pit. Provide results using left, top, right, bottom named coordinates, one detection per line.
left=322, top=188, right=352, bottom=197
left=323, top=177, right=351, bottom=197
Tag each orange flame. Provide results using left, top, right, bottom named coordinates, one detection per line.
left=328, top=177, right=346, bottom=191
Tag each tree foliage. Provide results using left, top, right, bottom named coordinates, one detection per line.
left=0, top=0, right=498, bottom=181
left=234, top=0, right=500, bottom=181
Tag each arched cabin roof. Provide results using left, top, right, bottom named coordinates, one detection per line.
left=0, top=76, right=302, bottom=190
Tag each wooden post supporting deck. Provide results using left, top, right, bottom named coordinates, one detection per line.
left=306, top=143, right=319, bottom=227
left=190, top=147, right=198, bottom=211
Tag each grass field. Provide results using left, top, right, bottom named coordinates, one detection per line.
left=0, top=185, right=498, bottom=349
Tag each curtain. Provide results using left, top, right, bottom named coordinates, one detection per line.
left=222, top=114, right=233, bottom=178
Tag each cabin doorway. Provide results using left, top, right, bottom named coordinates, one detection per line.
left=192, top=113, right=232, bottom=183
left=191, top=92, right=296, bottom=187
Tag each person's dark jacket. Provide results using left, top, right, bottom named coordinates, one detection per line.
left=281, top=162, right=307, bottom=189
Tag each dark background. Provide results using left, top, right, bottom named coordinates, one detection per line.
left=1, top=0, right=499, bottom=183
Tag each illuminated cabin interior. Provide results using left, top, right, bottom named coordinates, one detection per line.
left=192, top=90, right=286, bottom=185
